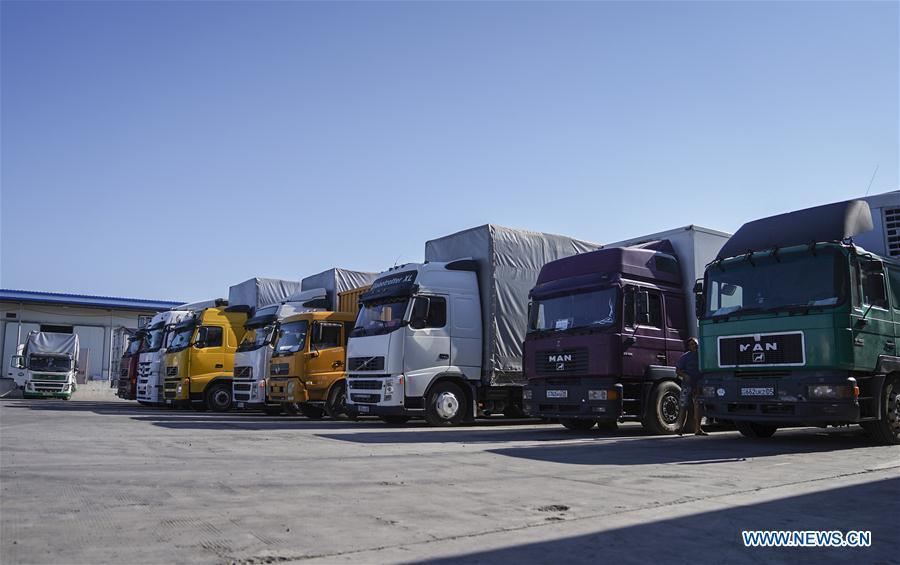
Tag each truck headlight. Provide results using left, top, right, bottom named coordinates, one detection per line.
left=287, top=381, right=295, bottom=394
left=702, top=386, right=716, bottom=398
left=523, top=389, right=532, bottom=400
left=588, top=390, right=608, bottom=401
left=808, top=385, right=855, bottom=399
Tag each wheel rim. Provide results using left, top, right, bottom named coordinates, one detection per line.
left=888, top=388, right=900, bottom=435
left=330, top=389, right=347, bottom=417
left=214, top=389, right=230, bottom=408
left=435, top=391, right=460, bottom=420
left=661, top=393, right=680, bottom=424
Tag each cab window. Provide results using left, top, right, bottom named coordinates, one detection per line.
left=313, top=322, right=343, bottom=349
left=197, top=326, right=223, bottom=348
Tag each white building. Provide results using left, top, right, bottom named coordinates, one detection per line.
left=1, top=290, right=182, bottom=382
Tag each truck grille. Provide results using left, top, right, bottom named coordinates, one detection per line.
left=348, top=356, right=385, bottom=371
left=536, top=348, right=589, bottom=375
left=348, top=379, right=382, bottom=390
left=120, top=367, right=129, bottom=377
left=235, top=393, right=250, bottom=401
left=233, top=381, right=252, bottom=391
left=719, top=332, right=804, bottom=367
left=270, top=363, right=290, bottom=376
left=235, top=366, right=252, bottom=380
left=350, top=393, right=380, bottom=404
left=33, top=383, right=67, bottom=393
left=166, top=366, right=178, bottom=376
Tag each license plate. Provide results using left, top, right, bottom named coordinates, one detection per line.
left=741, top=386, right=775, bottom=397
left=546, top=390, right=568, bottom=399
left=237, top=402, right=244, bottom=409
left=358, top=405, right=370, bottom=413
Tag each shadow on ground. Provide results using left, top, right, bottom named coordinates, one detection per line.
left=486, top=428, right=880, bottom=465
left=421, top=477, right=900, bottom=565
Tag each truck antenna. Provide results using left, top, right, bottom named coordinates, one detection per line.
left=864, top=164, right=879, bottom=197
left=393, top=255, right=402, bottom=267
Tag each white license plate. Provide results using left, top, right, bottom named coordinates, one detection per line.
left=741, top=387, right=775, bottom=397
left=546, top=390, right=568, bottom=399
left=358, top=405, right=370, bottom=413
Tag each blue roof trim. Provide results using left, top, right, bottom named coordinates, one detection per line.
left=0, top=289, right=183, bottom=312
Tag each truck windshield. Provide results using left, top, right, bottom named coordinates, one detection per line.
left=29, top=355, right=72, bottom=372
left=705, top=247, right=848, bottom=318
left=351, top=298, right=409, bottom=337
left=167, top=325, right=196, bottom=353
left=146, top=328, right=166, bottom=352
left=528, top=288, right=618, bottom=333
left=238, top=325, right=276, bottom=352
left=274, top=321, right=309, bottom=354
left=124, top=336, right=144, bottom=356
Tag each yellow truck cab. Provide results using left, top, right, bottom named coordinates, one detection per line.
left=163, top=305, right=247, bottom=411
left=266, top=310, right=358, bottom=419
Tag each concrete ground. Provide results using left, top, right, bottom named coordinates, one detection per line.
left=1, top=398, right=897, bottom=565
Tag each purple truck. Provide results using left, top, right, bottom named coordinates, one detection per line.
left=523, top=226, right=729, bottom=433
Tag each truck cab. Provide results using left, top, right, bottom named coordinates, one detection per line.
left=11, top=331, right=80, bottom=400
left=697, top=196, right=900, bottom=444
left=163, top=306, right=247, bottom=411
left=136, top=309, right=195, bottom=406
left=344, top=262, right=483, bottom=425
left=116, top=330, right=147, bottom=400
left=265, top=310, right=357, bottom=418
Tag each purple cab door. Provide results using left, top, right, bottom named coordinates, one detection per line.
left=663, top=293, right=688, bottom=365
left=622, top=286, right=667, bottom=378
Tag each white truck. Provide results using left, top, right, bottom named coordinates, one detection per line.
left=344, top=224, right=599, bottom=425
left=11, top=331, right=80, bottom=400
left=136, top=300, right=218, bottom=406
left=232, top=270, right=376, bottom=413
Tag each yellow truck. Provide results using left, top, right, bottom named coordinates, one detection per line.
left=163, top=304, right=248, bottom=411
left=266, top=282, right=372, bottom=419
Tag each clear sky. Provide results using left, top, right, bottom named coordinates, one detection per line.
left=1, top=1, right=897, bottom=303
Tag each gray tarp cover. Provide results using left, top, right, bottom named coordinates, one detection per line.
left=424, top=224, right=600, bottom=385
left=300, top=269, right=378, bottom=310
left=718, top=199, right=874, bottom=259
left=227, top=278, right=303, bottom=310
left=26, top=331, right=79, bottom=357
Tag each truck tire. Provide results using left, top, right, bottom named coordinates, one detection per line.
left=561, top=419, right=596, bottom=431
left=324, top=382, right=348, bottom=420
left=205, top=382, right=232, bottom=412
left=300, top=404, right=326, bottom=419
left=284, top=403, right=301, bottom=416
left=735, top=421, right=778, bottom=438
left=642, top=381, right=682, bottom=435
left=863, top=380, right=900, bottom=445
left=503, top=405, right=526, bottom=419
left=379, top=415, right=411, bottom=425
left=425, top=381, right=467, bottom=426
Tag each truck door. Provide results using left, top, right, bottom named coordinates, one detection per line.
left=193, top=325, right=226, bottom=378
left=622, top=286, right=666, bottom=378
left=404, top=295, right=451, bottom=375
left=888, top=266, right=900, bottom=346
left=307, top=321, right=346, bottom=398
left=663, top=293, right=688, bottom=365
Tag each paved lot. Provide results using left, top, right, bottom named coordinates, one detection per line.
left=1, top=398, right=898, bottom=565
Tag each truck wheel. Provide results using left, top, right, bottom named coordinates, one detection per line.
left=299, top=404, right=326, bottom=420
left=324, top=382, right=348, bottom=420
left=379, top=415, right=410, bottom=425
left=284, top=403, right=301, bottom=416
left=735, top=421, right=778, bottom=438
left=561, top=419, right=596, bottom=431
left=864, top=380, right=900, bottom=445
left=642, top=381, right=682, bottom=435
left=503, top=405, right=526, bottom=419
left=205, top=383, right=232, bottom=412
left=425, top=381, right=467, bottom=426
left=262, top=404, right=283, bottom=416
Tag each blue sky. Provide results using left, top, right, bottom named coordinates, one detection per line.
left=2, top=1, right=897, bottom=302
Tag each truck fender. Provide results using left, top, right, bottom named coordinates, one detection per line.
left=425, top=373, right=476, bottom=421
left=640, top=365, right=679, bottom=418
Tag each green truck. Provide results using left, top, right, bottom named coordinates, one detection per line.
left=696, top=193, right=899, bottom=444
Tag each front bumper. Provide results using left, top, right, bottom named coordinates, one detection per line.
left=233, top=378, right=268, bottom=407
left=700, top=372, right=861, bottom=424
left=24, top=381, right=73, bottom=399
left=267, top=377, right=309, bottom=403
left=524, top=377, right=623, bottom=420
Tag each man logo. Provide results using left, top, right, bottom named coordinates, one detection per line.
left=548, top=354, right=572, bottom=363
left=740, top=342, right=778, bottom=352
left=752, top=352, right=765, bottom=363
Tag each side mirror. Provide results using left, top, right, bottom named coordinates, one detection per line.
left=693, top=280, right=705, bottom=320
left=866, top=273, right=887, bottom=307
left=409, top=297, right=430, bottom=330
left=305, top=350, right=319, bottom=359
left=11, top=355, right=25, bottom=369
left=193, top=340, right=206, bottom=349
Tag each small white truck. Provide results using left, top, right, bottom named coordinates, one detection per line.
left=11, top=331, right=80, bottom=400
